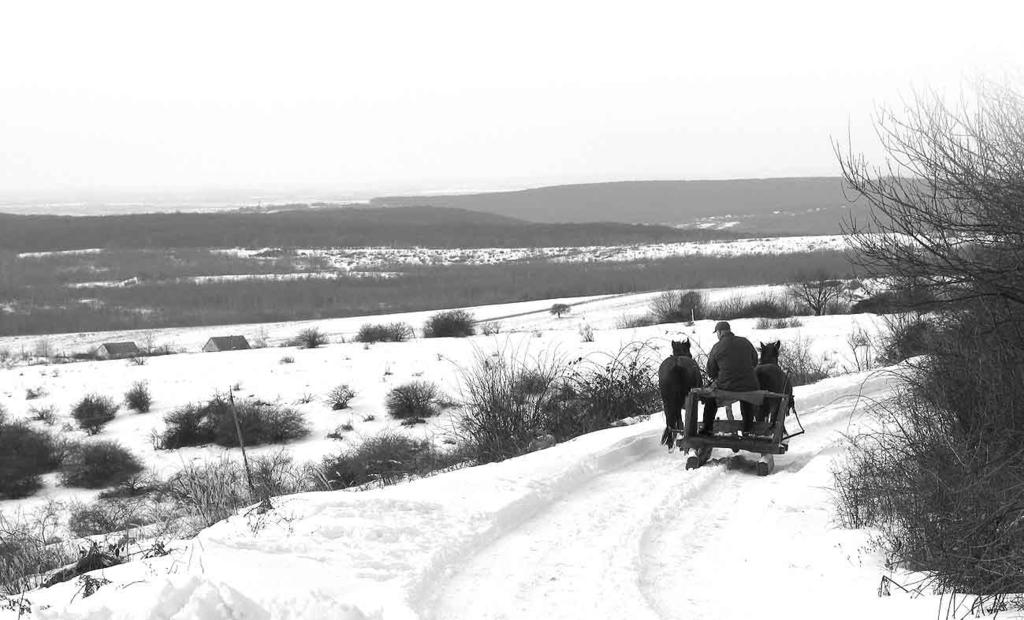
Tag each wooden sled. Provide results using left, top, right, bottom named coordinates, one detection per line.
left=677, top=387, right=794, bottom=476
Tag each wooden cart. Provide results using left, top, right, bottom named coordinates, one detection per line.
left=677, top=386, right=795, bottom=476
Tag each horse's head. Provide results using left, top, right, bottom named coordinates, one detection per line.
left=759, top=340, right=782, bottom=364
left=670, top=339, right=692, bottom=357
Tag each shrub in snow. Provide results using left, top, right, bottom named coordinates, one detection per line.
left=158, top=403, right=214, bottom=449
left=67, top=498, right=156, bottom=538
left=0, top=422, right=62, bottom=499
left=207, top=399, right=310, bottom=447
left=60, top=441, right=143, bottom=489
left=157, top=395, right=309, bottom=449
left=480, top=321, right=501, bottom=335
left=24, top=387, right=46, bottom=400
left=703, top=293, right=800, bottom=321
left=578, top=323, right=594, bottom=343
left=355, top=322, right=414, bottom=343
left=124, top=381, right=152, bottom=413
left=777, top=336, right=835, bottom=386
left=648, top=290, right=706, bottom=324
left=71, top=394, right=119, bottom=435
left=385, top=381, right=442, bottom=419
left=0, top=508, right=78, bottom=594
left=543, top=343, right=660, bottom=442
left=326, top=384, right=356, bottom=410
left=280, top=355, right=295, bottom=364
left=288, top=327, right=328, bottom=349
left=455, top=348, right=564, bottom=462
left=319, top=432, right=462, bottom=490
left=423, top=309, right=475, bottom=338
left=29, top=405, right=57, bottom=425
left=166, top=452, right=313, bottom=529
left=876, top=312, right=936, bottom=365
left=755, top=317, right=803, bottom=329
left=615, top=314, right=656, bottom=329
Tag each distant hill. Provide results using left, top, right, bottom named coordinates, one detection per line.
left=371, top=177, right=863, bottom=234
left=0, top=206, right=746, bottom=252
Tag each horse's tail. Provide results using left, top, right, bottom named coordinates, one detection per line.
left=785, top=375, right=796, bottom=415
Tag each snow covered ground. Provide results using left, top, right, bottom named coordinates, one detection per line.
left=0, top=290, right=991, bottom=619
left=6, top=369, right=965, bottom=619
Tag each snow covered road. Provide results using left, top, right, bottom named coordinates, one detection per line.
left=425, top=371, right=904, bottom=620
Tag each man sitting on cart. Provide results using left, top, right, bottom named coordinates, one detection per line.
left=700, top=321, right=760, bottom=436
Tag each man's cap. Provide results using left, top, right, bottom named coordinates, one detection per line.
left=713, top=321, right=731, bottom=333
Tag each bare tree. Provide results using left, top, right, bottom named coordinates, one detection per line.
left=787, top=272, right=846, bottom=316
left=837, top=80, right=1024, bottom=311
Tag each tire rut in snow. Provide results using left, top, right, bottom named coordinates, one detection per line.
left=425, top=447, right=727, bottom=620
left=425, top=373, right=891, bottom=620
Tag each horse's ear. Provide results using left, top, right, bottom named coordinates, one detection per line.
left=760, top=341, right=766, bottom=348
left=682, top=338, right=689, bottom=345
left=773, top=340, right=782, bottom=351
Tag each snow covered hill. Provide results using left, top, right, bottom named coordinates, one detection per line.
left=0, top=291, right=980, bottom=619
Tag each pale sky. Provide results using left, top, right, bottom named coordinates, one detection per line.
left=1, top=0, right=1022, bottom=198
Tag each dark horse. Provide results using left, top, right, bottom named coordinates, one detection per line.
left=755, top=340, right=795, bottom=426
left=658, top=339, right=703, bottom=446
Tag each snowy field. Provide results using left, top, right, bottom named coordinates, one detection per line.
left=0, top=289, right=994, bottom=619
left=16, top=235, right=854, bottom=290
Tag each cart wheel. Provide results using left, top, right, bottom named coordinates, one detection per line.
left=756, top=453, right=775, bottom=476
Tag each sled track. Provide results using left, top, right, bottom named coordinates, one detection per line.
left=422, top=374, right=890, bottom=620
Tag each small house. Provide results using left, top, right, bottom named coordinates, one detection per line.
left=94, top=341, right=140, bottom=360
left=203, top=335, right=251, bottom=353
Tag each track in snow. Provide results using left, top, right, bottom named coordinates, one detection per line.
left=424, top=376, right=888, bottom=620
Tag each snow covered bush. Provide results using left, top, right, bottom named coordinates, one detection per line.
left=124, top=381, right=152, bottom=413
left=320, top=432, right=462, bottom=490
left=385, top=381, right=443, bottom=419
left=326, top=384, right=356, bottom=410
left=71, top=394, right=120, bottom=435
left=355, top=322, right=414, bottom=343
left=423, top=309, right=475, bottom=338
left=60, top=441, right=143, bottom=489
left=0, top=422, right=62, bottom=499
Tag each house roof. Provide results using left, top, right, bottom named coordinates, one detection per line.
left=205, top=335, right=250, bottom=350
left=98, top=341, right=139, bottom=354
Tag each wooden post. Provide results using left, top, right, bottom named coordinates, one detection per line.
left=229, top=391, right=259, bottom=502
